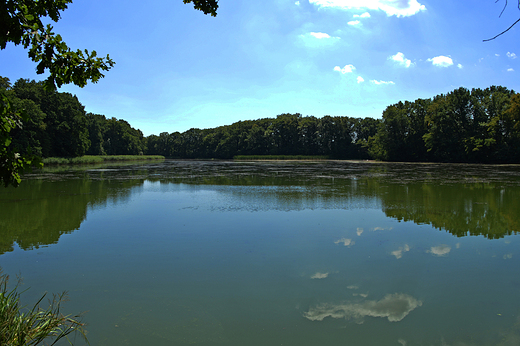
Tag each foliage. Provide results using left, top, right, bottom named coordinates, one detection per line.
left=183, top=0, right=218, bottom=17
left=0, top=92, right=42, bottom=187
left=369, top=86, right=518, bottom=163
left=145, top=115, right=377, bottom=160
left=3, top=78, right=148, bottom=160
left=0, top=269, right=87, bottom=345
left=1, top=0, right=114, bottom=89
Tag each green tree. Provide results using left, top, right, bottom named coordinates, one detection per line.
left=86, top=113, right=106, bottom=155
left=369, top=102, right=410, bottom=161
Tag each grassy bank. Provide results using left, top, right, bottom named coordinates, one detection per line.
left=43, top=155, right=165, bottom=165
left=234, top=155, right=328, bottom=161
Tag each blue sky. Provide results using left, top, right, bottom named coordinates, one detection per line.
left=2, top=0, right=520, bottom=136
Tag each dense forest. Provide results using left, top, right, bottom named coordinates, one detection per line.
left=3, top=76, right=520, bottom=163
left=1, top=77, right=146, bottom=158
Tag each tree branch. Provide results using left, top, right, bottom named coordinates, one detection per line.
left=483, top=16, right=520, bottom=41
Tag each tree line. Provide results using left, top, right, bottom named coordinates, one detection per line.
left=369, top=86, right=520, bottom=163
left=4, top=76, right=520, bottom=164
left=1, top=77, right=146, bottom=158
left=146, top=114, right=379, bottom=159
left=147, top=85, right=520, bottom=163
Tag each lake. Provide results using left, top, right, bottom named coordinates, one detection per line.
left=1, top=160, right=519, bottom=345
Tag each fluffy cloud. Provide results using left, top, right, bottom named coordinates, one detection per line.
left=348, top=20, right=361, bottom=25
left=507, top=52, right=517, bottom=59
left=371, top=80, right=395, bottom=85
left=334, top=64, right=356, bottom=74
left=428, top=56, right=453, bottom=67
left=457, top=63, right=463, bottom=69
left=353, top=12, right=371, bottom=18
left=311, top=272, right=329, bottom=279
left=508, top=68, right=514, bottom=72
left=357, top=76, right=365, bottom=83
left=389, top=52, right=412, bottom=68
left=310, top=32, right=332, bottom=39
left=309, top=0, right=426, bottom=17
left=304, top=293, right=422, bottom=322
left=299, top=32, right=340, bottom=48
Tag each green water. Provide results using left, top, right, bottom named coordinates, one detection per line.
left=1, top=160, right=520, bottom=345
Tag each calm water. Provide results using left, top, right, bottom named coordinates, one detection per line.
left=1, top=160, right=520, bottom=345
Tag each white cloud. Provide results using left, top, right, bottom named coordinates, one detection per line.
left=348, top=20, right=361, bottom=25
left=334, top=64, right=356, bottom=74
left=299, top=32, right=340, bottom=48
left=427, top=244, right=451, bottom=256
left=357, top=76, right=364, bottom=83
left=311, top=272, right=329, bottom=279
left=295, top=1, right=300, bottom=5
left=353, top=12, right=371, bottom=18
left=356, top=227, right=364, bottom=236
left=389, top=52, right=412, bottom=68
left=457, top=63, right=463, bottom=69
left=304, top=293, right=423, bottom=322
left=371, top=80, right=395, bottom=85
left=508, top=68, right=514, bottom=72
left=507, top=52, right=517, bottom=59
left=309, top=0, right=426, bottom=17
left=427, top=56, right=453, bottom=67
left=310, top=32, right=331, bottom=39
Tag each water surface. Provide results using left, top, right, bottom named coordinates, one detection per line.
left=1, top=160, right=519, bottom=345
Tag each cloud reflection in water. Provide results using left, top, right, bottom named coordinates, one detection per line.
left=392, top=244, right=410, bottom=259
left=335, top=238, right=354, bottom=247
left=428, top=245, right=451, bottom=256
left=304, top=293, right=422, bottom=322
left=311, top=272, right=329, bottom=279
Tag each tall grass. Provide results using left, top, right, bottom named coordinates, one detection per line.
left=234, top=155, right=329, bottom=161
left=43, top=155, right=165, bottom=165
left=0, top=270, right=88, bottom=345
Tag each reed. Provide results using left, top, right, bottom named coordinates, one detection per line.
left=0, top=270, right=88, bottom=345
left=43, top=155, right=165, bottom=165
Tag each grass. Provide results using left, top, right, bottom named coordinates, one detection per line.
left=234, top=155, right=329, bottom=161
left=43, top=155, right=165, bottom=165
left=0, top=270, right=88, bottom=345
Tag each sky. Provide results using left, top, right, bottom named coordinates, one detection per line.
left=2, top=0, right=520, bottom=136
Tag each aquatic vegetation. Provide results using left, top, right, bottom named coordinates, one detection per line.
left=0, top=270, right=87, bottom=345
left=43, top=155, right=165, bottom=165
